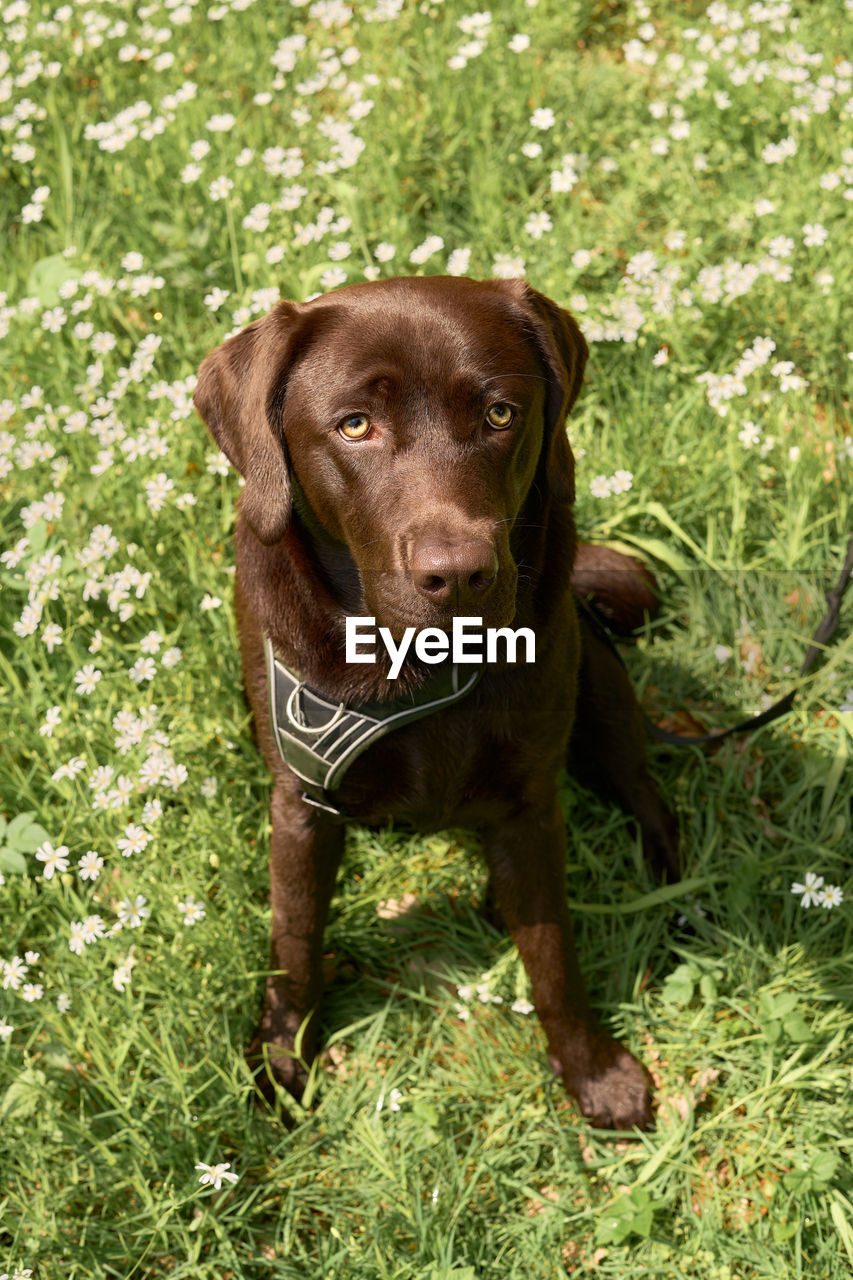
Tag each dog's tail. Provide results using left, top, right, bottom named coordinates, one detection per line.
left=571, top=544, right=660, bottom=637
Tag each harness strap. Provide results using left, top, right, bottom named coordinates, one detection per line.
left=264, top=636, right=482, bottom=813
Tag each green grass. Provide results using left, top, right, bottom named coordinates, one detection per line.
left=1, top=1, right=852, bottom=1276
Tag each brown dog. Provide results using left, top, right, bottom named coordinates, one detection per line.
left=194, top=275, right=678, bottom=1130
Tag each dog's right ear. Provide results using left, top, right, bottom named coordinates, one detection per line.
left=193, top=302, right=304, bottom=545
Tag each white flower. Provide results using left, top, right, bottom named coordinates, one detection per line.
left=118, top=895, right=150, bottom=928
left=196, top=1161, right=240, bottom=1190
left=209, top=176, right=234, bottom=201
left=509, top=33, right=530, bottom=52
left=530, top=107, right=555, bottom=130
left=491, top=252, right=525, bottom=278
left=117, top=825, right=150, bottom=857
left=177, top=895, right=206, bottom=925
left=320, top=267, right=347, bottom=289
left=201, top=594, right=222, bottom=611
left=791, top=872, right=824, bottom=908
left=610, top=469, right=633, bottom=494
left=40, top=706, right=61, bottom=737
left=818, top=884, right=843, bottom=909
left=42, top=623, right=63, bottom=653
left=2, top=957, right=27, bottom=990
left=409, top=235, right=444, bottom=265
left=802, top=223, right=828, bottom=247
left=524, top=211, right=553, bottom=240
left=242, top=203, right=271, bottom=232
left=446, top=248, right=471, bottom=277
left=74, top=665, right=102, bottom=695
left=590, top=475, right=612, bottom=498
left=129, top=657, right=157, bottom=683
left=36, top=842, right=70, bottom=879
left=78, top=851, right=104, bottom=881
left=738, top=421, right=762, bottom=448
left=113, top=948, right=136, bottom=991
left=511, top=998, right=534, bottom=1014
left=204, top=288, right=230, bottom=312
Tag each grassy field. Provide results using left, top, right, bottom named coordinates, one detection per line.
left=1, top=0, right=852, bottom=1276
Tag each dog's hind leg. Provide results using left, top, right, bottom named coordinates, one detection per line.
left=568, top=606, right=680, bottom=882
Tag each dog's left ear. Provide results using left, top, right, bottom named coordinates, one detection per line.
left=510, top=283, right=589, bottom=505
left=193, top=302, right=305, bottom=545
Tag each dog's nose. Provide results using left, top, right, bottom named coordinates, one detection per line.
left=410, top=541, right=499, bottom=609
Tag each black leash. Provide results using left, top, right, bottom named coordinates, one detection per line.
left=578, top=530, right=853, bottom=748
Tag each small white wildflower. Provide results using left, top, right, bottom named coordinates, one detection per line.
left=36, top=842, right=70, bottom=880
left=78, top=850, right=104, bottom=881
left=818, top=884, right=843, bottom=909
left=195, top=1161, right=239, bottom=1190
left=530, top=107, right=555, bottom=129
left=40, top=706, right=62, bottom=737
left=791, top=872, right=824, bottom=908
left=177, top=895, right=206, bottom=926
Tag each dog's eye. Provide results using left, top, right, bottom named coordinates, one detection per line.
left=486, top=403, right=514, bottom=430
left=339, top=413, right=371, bottom=441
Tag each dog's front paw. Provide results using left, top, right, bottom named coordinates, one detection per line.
left=245, top=1029, right=309, bottom=1106
left=552, top=1037, right=654, bottom=1131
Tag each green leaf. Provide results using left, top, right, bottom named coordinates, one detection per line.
left=595, top=1187, right=658, bottom=1245
left=25, top=253, right=81, bottom=307
left=759, top=991, right=798, bottom=1020
left=0, top=847, right=28, bottom=874
left=772, top=1215, right=799, bottom=1243
left=782, top=1013, right=812, bottom=1044
left=0, top=1068, right=47, bottom=1122
left=699, top=973, right=717, bottom=1002
left=811, top=1151, right=839, bottom=1187
left=661, top=963, right=696, bottom=1006
left=762, top=1019, right=782, bottom=1045
left=5, top=814, right=50, bottom=854
left=783, top=1151, right=839, bottom=1194
left=26, top=518, right=48, bottom=553
left=412, top=1099, right=440, bottom=1127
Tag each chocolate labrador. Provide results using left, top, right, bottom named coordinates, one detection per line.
left=194, top=275, right=679, bottom=1130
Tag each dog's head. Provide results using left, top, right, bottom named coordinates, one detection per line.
left=194, top=276, right=587, bottom=635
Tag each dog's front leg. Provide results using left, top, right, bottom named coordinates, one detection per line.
left=483, top=802, right=653, bottom=1130
left=247, top=781, right=345, bottom=1101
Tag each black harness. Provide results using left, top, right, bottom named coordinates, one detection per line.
left=264, top=635, right=481, bottom=816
